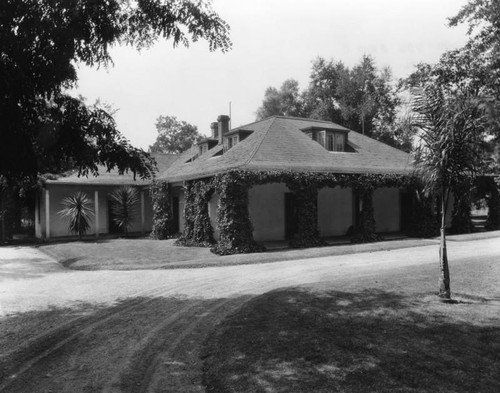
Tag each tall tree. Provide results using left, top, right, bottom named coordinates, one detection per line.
left=149, top=115, right=202, bottom=154
left=256, top=79, right=304, bottom=120
left=411, top=85, right=487, bottom=299
left=302, top=57, right=346, bottom=124
left=0, top=0, right=231, bottom=183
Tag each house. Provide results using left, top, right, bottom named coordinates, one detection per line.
left=159, top=115, right=414, bottom=243
left=36, top=115, right=416, bottom=243
left=35, top=153, right=177, bottom=239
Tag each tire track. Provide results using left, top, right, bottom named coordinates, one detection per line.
left=116, top=274, right=300, bottom=393
left=0, top=269, right=225, bottom=393
left=1, top=264, right=309, bottom=392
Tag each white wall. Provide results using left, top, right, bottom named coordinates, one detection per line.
left=318, top=187, right=353, bottom=236
left=249, top=183, right=288, bottom=241
left=39, top=184, right=151, bottom=238
left=373, top=187, right=400, bottom=232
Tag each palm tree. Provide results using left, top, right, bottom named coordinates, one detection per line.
left=109, top=186, right=139, bottom=237
left=411, top=85, right=486, bottom=299
left=58, top=192, right=94, bottom=240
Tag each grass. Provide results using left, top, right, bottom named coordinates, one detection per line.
left=202, top=254, right=500, bottom=392
left=38, top=232, right=500, bottom=270
left=38, top=238, right=212, bottom=270
left=37, top=236, right=447, bottom=270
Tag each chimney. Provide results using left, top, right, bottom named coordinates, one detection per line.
left=210, top=122, right=219, bottom=140
left=217, top=115, right=230, bottom=144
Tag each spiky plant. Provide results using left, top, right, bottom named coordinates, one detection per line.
left=58, top=192, right=94, bottom=240
left=109, top=186, right=139, bottom=237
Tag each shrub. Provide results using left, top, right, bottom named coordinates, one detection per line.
left=58, top=192, right=94, bottom=239
left=109, top=186, right=139, bottom=236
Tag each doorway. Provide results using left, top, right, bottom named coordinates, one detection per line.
left=284, top=193, right=298, bottom=240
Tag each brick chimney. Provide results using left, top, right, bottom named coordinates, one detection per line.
left=210, top=122, right=219, bottom=140
left=217, top=115, right=230, bottom=144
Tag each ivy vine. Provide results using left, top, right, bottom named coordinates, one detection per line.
left=156, top=169, right=430, bottom=254
left=211, top=173, right=265, bottom=255
left=175, top=179, right=215, bottom=247
left=150, top=181, right=175, bottom=239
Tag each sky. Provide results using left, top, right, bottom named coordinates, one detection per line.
left=72, top=0, right=470, bottom=150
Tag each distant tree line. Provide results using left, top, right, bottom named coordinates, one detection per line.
left=255, top=55, right=413, bottom=152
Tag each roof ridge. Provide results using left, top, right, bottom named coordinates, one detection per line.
left=273, top=115, right=337, bottom=124
left=241, top=117, right=277, bottom=168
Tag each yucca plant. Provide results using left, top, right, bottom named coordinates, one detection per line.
left=58, top=192, right=94, bottom=240
left=109, top=186, right=139, bottom=237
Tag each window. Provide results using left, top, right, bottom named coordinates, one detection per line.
left=334, top=133, right=345, bottom=152
left=225, top=135, right=239, bottom=151
left=317, top=131, right=326, bottom=147
left=326, top=134, right=334, bottom=151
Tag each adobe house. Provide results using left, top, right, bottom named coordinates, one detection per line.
left=35, top=153, right=177, bottom=239
left=155, top=115, right=419, bottom=252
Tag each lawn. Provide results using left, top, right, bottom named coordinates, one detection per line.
left=38, top=236, right=443, bottom=270
left=202, top=253, right=500, bottom=393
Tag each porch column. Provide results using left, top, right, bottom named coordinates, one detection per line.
left=95, top=190, right=99, bottom=237
left=45, top=188, right=50, bottom=239
left=141, top=189, right=145, bottom=234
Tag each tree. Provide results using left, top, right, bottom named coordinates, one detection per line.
left=302, top=57, right=347, bottom=124
left=149, top=116, right=202, bottom=154
left=58, top=192, right=94, bottom=240
left=411, top=85, right=487, bottom=299
left=0, top=0, right=231, bottom=183
left=302, top=56, right=406, bottom=145
left=109, top=186, right=139, bottom=237
left=256, top=79, right=304, bottom=120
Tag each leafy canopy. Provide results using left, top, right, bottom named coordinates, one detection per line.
left=149, top=115, right=202, bottom=154
left=0, top=0, right=231, bottom=183
left=255, top=55, right=411, bottom=151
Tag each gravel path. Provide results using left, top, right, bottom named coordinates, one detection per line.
left=0, top=236, right=498, bottom=392
left=1, top=236, right=499, bottom=316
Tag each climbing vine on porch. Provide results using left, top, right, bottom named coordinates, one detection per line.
left=285, top=178, right=325, bottom=248
left=163, top=170, right=419, bottom=255
left=211, top=173, right=265, bottom=255
left=150, top=181, right=175, bottom=239
left=175, top=179, right=215, bottom=247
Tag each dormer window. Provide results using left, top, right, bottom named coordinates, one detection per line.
left=223, top=129, right=253, bottom=152
left=301, top=126, right=348, bottom=152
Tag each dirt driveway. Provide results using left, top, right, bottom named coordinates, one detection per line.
left=0, top=236, right=499, bottom=392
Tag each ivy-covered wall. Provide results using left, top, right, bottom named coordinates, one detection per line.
left=211, top=174, right=265, bottom=255
left=175, top=179, right=215, bottom=247
left=150, top=181, right=174, bottom=239
left=162, top=170, right=416, bottom=254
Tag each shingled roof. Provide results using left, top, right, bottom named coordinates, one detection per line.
left=160, top=116, right=412, bottom=182
left=45, top=152, right=178, bottom=186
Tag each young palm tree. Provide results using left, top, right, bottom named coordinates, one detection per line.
left=58, top=192, right=94, bottom=240
left=109, top=186, right=139, bottom=237
left=411, top=85, right=486, bottom=299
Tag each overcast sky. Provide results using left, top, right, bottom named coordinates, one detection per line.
left=72, top=0, right=470, bottom=150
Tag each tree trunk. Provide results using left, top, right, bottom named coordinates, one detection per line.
left=438, top=190, right=451, bottom=299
